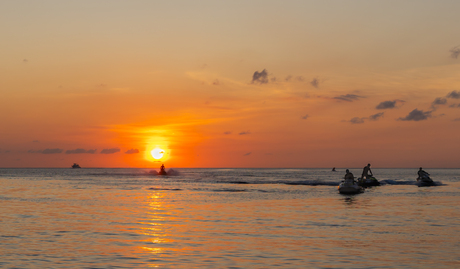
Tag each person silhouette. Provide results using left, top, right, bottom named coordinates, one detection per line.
left=344, top=169, right=354, bottom=180
left=361, top=163, right=373, bottom=180
left=418, top=167, right=429, bottom=178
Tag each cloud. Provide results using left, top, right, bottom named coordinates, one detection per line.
left=310, top=77, right=319, bottom=88
left=212, top=79, right=220, bottom=86
left=223, top=131, right=232, bottom=135
left=450, top=45, right=460, bottom=59
left=348, top=112, right=384, bottom=124
left=285, top=75, right=304, bottom=82
left=239, top=131, right=251, bottom=135
left=449, top=103, right=460, bottom=108
left=28, top=148, right=63, bottom=154
left=32, top=140, right=40, bottom=143
left=295, top=76, right=305, bottom=82
left=398, top=109, right=432, bottom=121
left=376, top=100, right=396, bottom=109
left=252, top=69, right=269, bottom=84
left=125, top=148, right=139, bottom=154
left=432, top=97, right=447, bottom=105
left=454, top=118, right=460, bottom=121
left=334, top=94, right=363, bottom=102
left=65, top=148, right=97, bottom=154
left=243, top=152, right=252, bottom=156
left=369, top=112, right=384, bottom=121
left=41, top=148, right=63, bottom=154
left=431, top=97, right=447, bottom=109
left=301, top=114, right=309, bottom=120
left=100, top=148, right=121, bottom=154
left=23, top=59, right=28, bottom=63
left=446, top=90, right=460, bottom=99
left=349, top=117, right=366, bottom=124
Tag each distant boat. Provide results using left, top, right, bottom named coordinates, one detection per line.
left=71, top=163, right=81, bottom=168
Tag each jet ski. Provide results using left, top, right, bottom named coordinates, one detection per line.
left=358, top=176, right=380, bottom=187
left=338, top=178, right=364, bottom=194
left=417, top=174, right=434, bottom=186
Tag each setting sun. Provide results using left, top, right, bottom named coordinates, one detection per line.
left=150, top=148, right=165, bottom=160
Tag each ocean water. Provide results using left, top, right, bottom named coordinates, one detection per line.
left=1, top=168, right=459, bottom=268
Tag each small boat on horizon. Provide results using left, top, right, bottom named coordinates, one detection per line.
left=72, top=163, right=81, bottom=168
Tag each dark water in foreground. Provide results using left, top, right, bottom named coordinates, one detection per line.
left=1, top=168, right=459, bottom=268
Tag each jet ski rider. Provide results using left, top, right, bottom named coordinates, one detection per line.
left=361, top=163, right=373, bottom=180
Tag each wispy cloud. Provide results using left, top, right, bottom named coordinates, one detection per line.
left=41, top=148, right=63, bottom=154
left=446, top=90, right=460, bottom=99
left=239, top=131, right=251, bottom=135
left=349, top=117, right=366, bottom=124
left=450, top=45, right=460, bottom=59
left=301, top=114, right=309, bottom=120
left=398, top=109, right=432, bottom=121
left=252, top=69, right=269, bottom=84
left=431, top=97, right=447, bottom=109
left=100, top=148, right=121, bottom=154
left=369, top=112, right=384, bottom=121
left=377, top=100, right=394, bottom=109
left=125, top=148, right=139, bottom=154
left=310, top=77, right=319, bottom=88
left=333, top=94, right=363, bottom=102
left=65, top=148, right=97, bottom=154
left=223, top=131, right=232, bottom=135
left=376, top=100, right=405, bottom=110
left=243, top=152, right=252, bottom=156
left=348, top=112, right=384, bottom=124
left=285, top=75, right=305, bottom=82
left=28, top=148, right=63, bottom=154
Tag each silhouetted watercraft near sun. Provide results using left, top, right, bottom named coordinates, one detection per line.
left=71, top=163, right=81, bottom=168
left=158, top=164, right=167, bottom=175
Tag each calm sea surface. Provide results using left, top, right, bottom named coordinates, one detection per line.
left=1, top=168, right=459, bottom=268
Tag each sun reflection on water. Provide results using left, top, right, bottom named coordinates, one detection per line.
left=137, top=191, right=174, bottom=258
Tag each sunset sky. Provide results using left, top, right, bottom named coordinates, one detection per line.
left=1, top=0, right=460, bottom=168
